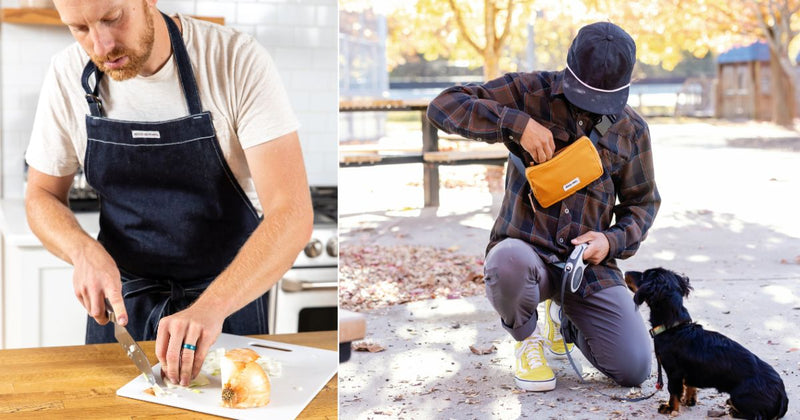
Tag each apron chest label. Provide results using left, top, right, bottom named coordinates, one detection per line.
left=131, top=130, right=161, bottom=139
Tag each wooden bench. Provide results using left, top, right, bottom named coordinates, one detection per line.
left=423, top=147, right=508, bottom=165
left=339, top=99, right=508, bottom=206
left=339, top=152, right=424, bottom=166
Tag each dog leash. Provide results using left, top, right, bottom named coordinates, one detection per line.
left=556, top=246, right=663, bottom=402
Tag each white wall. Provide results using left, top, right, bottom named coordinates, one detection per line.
left=0, top=0, right=338, bottom=198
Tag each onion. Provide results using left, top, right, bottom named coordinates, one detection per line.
left=220, top=348, right=271, bottom=408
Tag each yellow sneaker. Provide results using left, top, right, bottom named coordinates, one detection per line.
left=513, top=330, right=556, bottom=391
left=543, top=299, right=574, bottom=358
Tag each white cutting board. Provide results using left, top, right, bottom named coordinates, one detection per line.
left=117, top=333, right=338, bottom=419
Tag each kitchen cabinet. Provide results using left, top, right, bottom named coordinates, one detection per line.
left=0, top=199, right=97, bottom=349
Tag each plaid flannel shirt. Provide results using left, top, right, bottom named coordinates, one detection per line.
left=426, top=70, right=661, bottom=297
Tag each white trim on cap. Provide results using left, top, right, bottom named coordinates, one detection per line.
left=566, top=63, right=630, bottom=93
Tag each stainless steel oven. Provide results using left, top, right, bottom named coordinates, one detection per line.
left=268, top=186, right=338, bottom=334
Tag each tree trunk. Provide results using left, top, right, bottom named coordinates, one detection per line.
left=484, top=49, right=500, bottom=80
left=770, top=51, right=796, bottom=127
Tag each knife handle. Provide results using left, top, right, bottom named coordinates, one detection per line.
left=104, top=297, right=117, bottom=323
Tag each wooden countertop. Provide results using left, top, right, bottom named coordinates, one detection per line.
left=0, top=331, right=337, bottom=419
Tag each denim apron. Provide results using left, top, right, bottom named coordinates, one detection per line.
left=81, top=13, right=268, bottom=343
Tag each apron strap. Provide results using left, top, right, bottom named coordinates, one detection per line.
left=81, top=62, right=104, bottom=117
left=79, top=12, right=203, bottom=117
left=122, top=276, right=213, bottom=340
left=162, top=12, right=203, bottom=115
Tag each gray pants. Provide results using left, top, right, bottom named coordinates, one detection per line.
left=484, top=238, right=652, bottom=386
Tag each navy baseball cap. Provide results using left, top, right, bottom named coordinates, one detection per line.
left=562, top=22, right=636, bottom=115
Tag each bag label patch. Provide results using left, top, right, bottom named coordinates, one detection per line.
left=131, top=130, right=161, bottom=139
left=563, top=177, right=580, bottom=191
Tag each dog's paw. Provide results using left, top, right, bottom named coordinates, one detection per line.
left=682, top=395, right=697, bottom=406
left=658, top=403, right=674, bottom=414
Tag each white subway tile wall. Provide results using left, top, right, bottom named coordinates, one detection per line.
left=0, top=0, right=338, bottom=198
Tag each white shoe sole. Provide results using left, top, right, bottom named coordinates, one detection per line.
left=514, top=376, right=556, bottom=392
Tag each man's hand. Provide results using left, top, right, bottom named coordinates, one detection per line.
left=571, top=231, right=610, bottom=264
left=72, top=241, right=127, bottom=326
left=155, top=304, right=224, bottom=386
left=520, top=118, right=555, bottom=163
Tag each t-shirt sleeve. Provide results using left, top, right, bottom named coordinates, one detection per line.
left=232, top=38, right=300, bottom=149
left=25, top=57, right=81, bottom=177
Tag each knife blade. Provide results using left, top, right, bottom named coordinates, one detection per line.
left=105, top=299, right=157, bottom=387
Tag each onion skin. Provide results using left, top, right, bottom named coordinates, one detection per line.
left=221, top=348, right=271, bottom=408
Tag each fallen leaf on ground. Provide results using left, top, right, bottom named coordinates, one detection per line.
left=419, top=387, right=439, bottom=395
left=338, top=244, right=485, bottom=311
left=352, top=341, right=386, bottom=352
left=464, top=272, right=484, bottom=283
left=469, top=345, right=497, bottom=355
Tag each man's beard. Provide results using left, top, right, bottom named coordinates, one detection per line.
left=90, top=6, right=155, bottom=81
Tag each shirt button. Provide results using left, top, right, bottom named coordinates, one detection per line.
left=564, top=208, right=570, bottom=214
left=578, top=120, right=584, bottom=126
left=477, top=137, right=482, bottom=141
left=558, top=238, right=564, bottom=244
left=509, top=135, right=514, bottom=140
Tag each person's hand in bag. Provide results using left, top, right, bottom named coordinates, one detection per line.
left=521, top=118, right=555, bottom=163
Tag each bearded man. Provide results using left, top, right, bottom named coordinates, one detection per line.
left=24, top=0, right=312, bottom=388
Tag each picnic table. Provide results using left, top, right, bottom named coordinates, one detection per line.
left=339, top=99, right=507, bottom=207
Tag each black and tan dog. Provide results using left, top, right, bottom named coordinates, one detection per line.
left=625, top=268, right=788, bottom=419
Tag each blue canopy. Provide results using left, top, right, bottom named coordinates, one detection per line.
left=718, top=42, right=770, bottom=64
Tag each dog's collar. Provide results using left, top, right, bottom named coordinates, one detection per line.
left=649, top=320, right=692, bottom=337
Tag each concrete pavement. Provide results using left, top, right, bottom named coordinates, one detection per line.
left=339, top=120, right=800, bottom=419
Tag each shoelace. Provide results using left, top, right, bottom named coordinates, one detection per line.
left=518, top=335, right=545, bottom=368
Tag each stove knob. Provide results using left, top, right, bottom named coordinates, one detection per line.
left=326, top=236, right=338, bottom=257
left=304, top=239, right=323, bottom=258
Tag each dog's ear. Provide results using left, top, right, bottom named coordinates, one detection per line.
left=630, top=273, right=651, bottom=306
left=677, top=273, right=693, bottom=297
left=632, top=283, right=649, bottom=305
left=624, top=271, right=642, bottom=293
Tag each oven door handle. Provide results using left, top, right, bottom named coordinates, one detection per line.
left=281, top=278, right=338, bottom=292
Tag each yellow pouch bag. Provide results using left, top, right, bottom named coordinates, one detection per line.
left=524, top=136, right=603, bottom=208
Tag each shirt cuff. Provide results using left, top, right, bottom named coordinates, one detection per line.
left=602, top=228, right=625, bottom=262
left=499, top=107, right=529, bottom=144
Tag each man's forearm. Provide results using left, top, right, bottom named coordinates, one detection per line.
left=25, top=185, right=96, bottom=265
left=427, top=75, right=532, bottom=145
left=190, top=192, right=313, bottom=318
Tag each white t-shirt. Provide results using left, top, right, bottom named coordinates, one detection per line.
left=25, top=14, right=300, bottom=213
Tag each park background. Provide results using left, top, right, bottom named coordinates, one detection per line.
left=337, top=1, right=800, bottom=419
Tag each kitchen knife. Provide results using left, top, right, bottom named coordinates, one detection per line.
left=105, top=298, right=157, bottom=387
